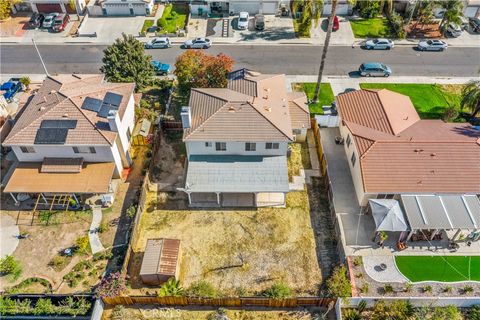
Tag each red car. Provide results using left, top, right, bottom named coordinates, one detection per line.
left=332, top=15, right=339, bottom=31
left=52, top=14, right=70, bottom=32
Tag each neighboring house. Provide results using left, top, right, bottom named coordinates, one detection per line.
left=464, top=0, right=480, bottom=18
left=180, top=69, right=310, bottom=207
left=22, top=0, right=86, bottom=15
left=2, top=74, right=137, bottom=206
left=189, top=0, right=288, bottom=16
left=323, top=0, right=352, bottom=15
left=335, top=89, right=480, bottom=208
left=98, top=0, right=154, bottom=16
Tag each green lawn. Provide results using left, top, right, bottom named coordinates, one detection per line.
left=294, top=83, right=335, bottom=115
left=157, top=4, right=187, bottom=33
left=140, top=19, right=154, bottom=34
left=350, top=18, right=394, bottom=38
left=359, top=83, right=463, bottom=119
left=396, top=256, right=480, bottom=282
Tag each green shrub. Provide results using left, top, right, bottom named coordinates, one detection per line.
left=20, top=76, right=31, bottom=89
left=188, top=280, right=217, bottom=298
left=423, top=285, right=432, bottom=293
left=357, top=300, right=367, bottom=313
left=442, top=107, right=459, bottom=122
left=262, top=282, right=291, bottom=299
left=49, top=255, right=68, bottom=271
left=0, top=255, right=22, bottom=280
left=158, top=278, right=184, bottom=297
left=389, top=11, right=406, bottom=38
left=470, top=305, right=480, bottom=320
left=38, top=211, right=54, bottom=224
left=126, top=204, right=137, bottom=218
left=404, top=282, right=413, bottom=293
left=343, top=309, right=361, bottom=320
left=326, top=265, right=352, bottom=297
left=33, top=298, right=56, bottom=315
left=75, top=235, right=90, bottom=254
left=359, top=0, right=381, bottom=18
left=360, top=283, right=369, bottom=294
left=93, top=249, right=113, bottom=261
left=443, top=285, right=453, bottom=293
left=432, top=305, right=463, bottom=320
left=463, top=285, right=474, bottom=294
left=352, top=256, right=363, bottom=267
left=383, top=284, right=394, bottom=293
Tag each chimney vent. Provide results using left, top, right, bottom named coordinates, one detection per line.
left=107, top=109, right=119, bottom=132
left=180, top=106, right=191, bottom=129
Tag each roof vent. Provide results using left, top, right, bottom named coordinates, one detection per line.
left=414, top=149, right=424, bottom=153
left=403, top=116, right=409, bottom=120
left=430, top=153, right=436, bottom=157
left=62, top=113, right=68, bottom=118
left=264, top=106, right=271, bottom=112
left=50, top=90, right=57, bottom=95
left=228, top=106, right=236, bottom=112
left=265, top=88, right=271, bottom=92
left=39, top=106, right=45, bottom=111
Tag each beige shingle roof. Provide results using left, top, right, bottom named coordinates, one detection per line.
left=4, top=74, right=135, bottom=146
left=184, top=70, right=310, bottom=142
left=337, top=89, right=480, bottom=194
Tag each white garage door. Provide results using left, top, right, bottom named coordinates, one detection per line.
left=323, top=3, right=349, bottom=15
left=104, top=3, right=130, bottom=15
left=464, top=6, right=479, bottom=18
left=231, top=2, right=260, bottom=14
left=261, top=2, right=277, bottom=14
left=132, top=3, right=145, bottom=15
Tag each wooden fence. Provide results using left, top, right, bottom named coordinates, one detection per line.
left=310, top=118, right=327, bottom=177
left=161, top=120, right=183, bottom=131
left=102, top=296, right=336, bottom=308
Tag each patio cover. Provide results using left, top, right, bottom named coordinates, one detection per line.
left=4, top=162, right=115, bottom=194
left=401, top=195, right=480, bottom=230
left=369, top=199, right=409, bottom=231
left=185, top=155, right=289, bottom=193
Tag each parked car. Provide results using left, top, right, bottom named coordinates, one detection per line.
left=151, top=61, right=171, bottom=75
left=1, top=79, right=22, bottom=102
left=358, top=62, right=392, bottom=77
left=332, top=15, right=339, bottom=31
left=51, top=13, right=70, bottom=32
left=254, top=14, right=265, bottom=31
left=238, top=12, right=249, bottom=30
left=29, top=13, right=44, bottom=29
left=446, top=22, right=462, bottom=37
left=145, top=37, right=171, bottom=49
left=417, top=39, right=448, bottom=51
left=364, top=38, right=394, bottom=50
left=183, top=37, right=212, bottom=49
left=469, top=18, right=480, bottom=33
left=42, top=12, right=59, bottom=28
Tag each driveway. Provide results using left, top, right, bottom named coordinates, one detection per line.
left=0, top=215, right=19, bottom=258
left=231, top=15, right=296, bottom=42
left=310, top=15, right=355, bottom=45
left=77, top=16, right=146, bottom=42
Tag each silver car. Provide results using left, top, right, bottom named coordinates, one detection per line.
left=417, top=39, right=448, bottom=51
left=42, top=12, right=59, bottom=28
left=364, top=38, right=394, bottom=50
left=183, top=37, right=212, bottom=49
left=145, top=37, right=171, bottom=49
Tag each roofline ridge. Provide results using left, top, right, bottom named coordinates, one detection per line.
left=67, top=97, right=114, bottom=145
left=290, top=98, right=310, bottom=115
left=183, top=100, right=229, bottom=140
left=248, top=101, right=293, bottom=141
left=373, top=90, right=396, bottom=135
left=191, top=88, right=231, bottom=102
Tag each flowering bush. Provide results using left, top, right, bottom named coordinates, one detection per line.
left=94, top=272, right=127, bottom=298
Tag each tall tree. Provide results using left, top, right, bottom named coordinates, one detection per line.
left=461, top=79, right=480, bottom=117
left=174, top=50, right=234, bottom=96
left=415, top=0, right=434, bottom=30
left=0, top=0, right=21, bottom=20
left=100, top=33, right=155, bottom=90
left=438, top=0, right=463, bottom=35
left=312, top=0, right=337, bottom=103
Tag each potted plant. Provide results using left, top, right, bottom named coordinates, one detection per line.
left=68, top=198, right=80, bottom=210
left=378, top=231, right=388, bottom=248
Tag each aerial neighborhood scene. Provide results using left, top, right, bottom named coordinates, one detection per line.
left=1, top=0, right=480, bottom=319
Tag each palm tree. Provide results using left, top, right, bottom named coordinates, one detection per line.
left=438, top=0, right=463, bottom=35
left=461, top=79, right=480, bottom=117
left=312, top=0, right=338, bottom=103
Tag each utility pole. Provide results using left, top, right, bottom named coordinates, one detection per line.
left=312, top=0, right=338, bottom=103
left=32, top=38, right=49, bottom=76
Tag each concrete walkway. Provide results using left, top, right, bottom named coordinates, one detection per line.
left=0, top=215, right=19, bottom=258
left=363, top=255, right=408, bottom=283
left=89, top=207, right=105, bottom=254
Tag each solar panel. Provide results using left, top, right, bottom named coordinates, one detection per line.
left=34, top=128, right=68, bottom=144
left=40, top=120, right=77, bottom=129
left=103, top=92, right=122, bottom=107
left=97, top=104, right=119, bottom=118
left=81, top=97, right=103, bottom=112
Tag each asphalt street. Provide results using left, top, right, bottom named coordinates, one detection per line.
left=1, top=44, right=479, bottom=76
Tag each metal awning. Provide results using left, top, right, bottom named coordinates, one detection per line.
left=4, top=162, right=115, bottom=194
left=401, top=195, right=480, bottom=230
left=185, top=155, right=289, bottom=193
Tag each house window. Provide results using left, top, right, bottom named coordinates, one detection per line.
left=126, top=128, right=131, bottom=141
left=245, top=142, right=256, bottom=151
left=73, top=146, right=96, bottom=154
left=346, top=135, right=351, bottom=147
left=205, top=142, right=212, bottom=147
left=20, top=146, right=35, bottom=153
left=215, top=142, right=226, bottom=151
left=265, top=142, right=279, bottom=150
left=293, top=129, right=301, bottom=134
left=351, top=152, right=356, bottom=167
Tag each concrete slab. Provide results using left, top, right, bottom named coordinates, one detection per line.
left=311, top=16, right=355, bottom=46
left=0, top=215, right=20, bottom=258
left=230, top=15, right=295, bottom=42
left=77, top=16, right=146, bottom=42
left=363, top=255, right=408, bottom=283
left=89, top=207, right=105, bottom=254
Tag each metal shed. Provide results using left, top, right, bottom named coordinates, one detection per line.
left=139, top=238, right=181, bottom=286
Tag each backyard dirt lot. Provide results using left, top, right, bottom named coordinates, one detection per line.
left=129, top=190, right=322, bottom=296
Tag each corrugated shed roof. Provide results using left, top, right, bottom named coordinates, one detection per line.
left=4, top=75, right=135, bottom=146
left=140, top=238, right=180, bottom=277
left=41, top=157, right=84, bottom=173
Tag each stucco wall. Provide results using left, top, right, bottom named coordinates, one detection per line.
left=186, top=141, right=288, bottom=157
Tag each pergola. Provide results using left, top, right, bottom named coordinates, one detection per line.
left=401, top=194, right=480, bottom=242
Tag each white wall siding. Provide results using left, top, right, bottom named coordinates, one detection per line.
left=12, top=145, right=115, bottom=163
left=111, top=140, right=124, bottom=178
left=116, top=94, right=135, bottom=161
left=186, top=141, right=287, bottom=157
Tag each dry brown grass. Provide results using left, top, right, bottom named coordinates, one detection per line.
left=102, top=305, right=318, bottom=320
left=130, top=190, right=321, bottom=296
left=288, top=143, right=311, bottom=181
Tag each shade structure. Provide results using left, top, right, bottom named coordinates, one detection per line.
left=369, top=199, right=409, bottom=231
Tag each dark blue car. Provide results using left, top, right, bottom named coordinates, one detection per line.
left=1, top=79, right=22, bottom=102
